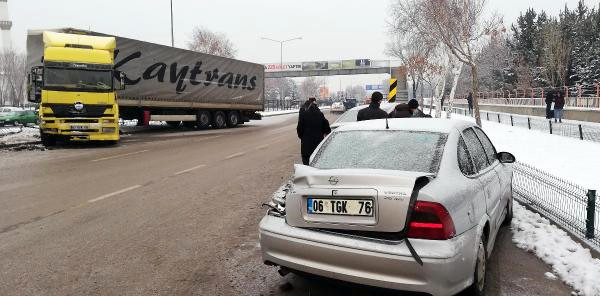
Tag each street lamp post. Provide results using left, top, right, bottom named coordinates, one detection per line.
left=261, top=36, right=302, bottom=72
left=170, top=0, right=174, bottom=47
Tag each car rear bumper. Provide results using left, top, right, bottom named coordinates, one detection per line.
left=259, top=215, right=477, bottom=296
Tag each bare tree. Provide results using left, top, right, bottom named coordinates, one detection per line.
left=386, top=36, right=435, bottom=100
left=541, top=20, right=570, bottom=87
left=299, top=77, right=325, bottom=100
left=390, top=0, right=502, bottom=126
left=187, top=27, right=237, bottom=58
left=0, top=50, right=27, bottom=106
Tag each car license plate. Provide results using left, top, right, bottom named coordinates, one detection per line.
left=71, top=125, right=88, bottom=130
left=307, top=198, right=374, bottom=217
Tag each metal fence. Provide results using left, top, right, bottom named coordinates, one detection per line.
left=513, top=162, right=599, bottom=249
left=451, top=107, right=600, bottom=143
left=264, top=100, right=299, bottom=112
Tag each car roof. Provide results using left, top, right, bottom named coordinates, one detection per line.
left=335, top=118, right=476, bottom=134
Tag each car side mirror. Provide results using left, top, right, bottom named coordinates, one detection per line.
left=497, top=152, right=516, bottom=164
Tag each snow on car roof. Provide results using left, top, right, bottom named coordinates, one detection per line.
left=335, top=118, right=475, bottom=134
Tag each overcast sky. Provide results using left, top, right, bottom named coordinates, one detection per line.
left=4, top=0, right=586, bottom=91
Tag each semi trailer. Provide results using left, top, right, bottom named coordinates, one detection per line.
left=27, top=28, right=265, bottom=146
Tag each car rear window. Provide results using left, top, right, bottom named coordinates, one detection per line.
left=312, top=130, right=447, bottom=173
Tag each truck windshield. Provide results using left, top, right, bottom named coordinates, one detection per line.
left=44, top=68, right=113, bottom=92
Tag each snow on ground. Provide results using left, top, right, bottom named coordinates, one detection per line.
left=0, top=127, right=40, bottom=145
left=449, top=112, right=600, bottom=190
left=512, top=202, right=600, bottom=296
left=260, top=106, right=331, bottom=118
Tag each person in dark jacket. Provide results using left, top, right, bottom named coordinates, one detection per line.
left=357, top=92, right=388, bottom=121
left=389, top=104, right=412, bottom=118
left=554, top=90, right=565, bottom=123
left=408, top=99, right=427, bottom=117
left=467, top=92, right=474, bottom=116
left=297, top=102, right=331, bottom=165
left=299, top=97, right=317, bottom=114
left=545, top=88, right=555, bottom=119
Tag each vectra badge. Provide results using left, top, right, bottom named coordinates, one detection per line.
left=328, top=176, right=340, bottom=185
left=74, top=102, right=84, bottom=111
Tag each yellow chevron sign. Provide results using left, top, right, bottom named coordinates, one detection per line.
left=388, top=78, right=398, bottom=102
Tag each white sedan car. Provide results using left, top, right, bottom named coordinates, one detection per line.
left=330, top=102, right=346, bottom=113
left=259, top=118, right=515, bottom=296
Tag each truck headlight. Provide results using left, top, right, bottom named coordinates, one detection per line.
left=102, top=127, right=116, bottom=134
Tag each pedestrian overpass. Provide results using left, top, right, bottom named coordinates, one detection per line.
left=263, top=59, right=409, bottom=101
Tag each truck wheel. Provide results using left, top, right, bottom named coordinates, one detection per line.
left=40, top=131, right=56, bottom=147
left=166, top=121, right=181, bottom=127
left=197, top=111, right=212, bottom=129
left=226, top=111, right=240, bottom=128
left=212, top=111, right=227, bottom=129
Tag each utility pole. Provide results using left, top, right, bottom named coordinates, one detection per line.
left=170, top=0, right=174, bottom=47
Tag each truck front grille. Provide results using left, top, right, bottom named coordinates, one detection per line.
left=46, top=104, right=111, bottom=118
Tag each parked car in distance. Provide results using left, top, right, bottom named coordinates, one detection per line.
left=330, top=102, right=346, bottom=113
left=0, top=110, right=39, bottom=126
left=259, top=118, right=515, bottom=296
left=330, top=102, right=398, bottom=130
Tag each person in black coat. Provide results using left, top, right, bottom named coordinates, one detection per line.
left=297, top=103, right=331, bottom=165
left=389, top=103, right=412, bottom=118
left=467, top=92, right=474, bottom=116
left=545, top=88, right=555, bottom=119
left=357, top=92, right=388, bottom=121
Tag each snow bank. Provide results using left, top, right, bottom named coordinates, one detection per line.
left=0, top=127, right=40, bottom=145
left=512, top=202, right=600, bottom=296
left=447, top=112, right=600, bottom=190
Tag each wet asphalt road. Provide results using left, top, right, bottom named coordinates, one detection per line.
left=0, top=112, right=573, bottom=295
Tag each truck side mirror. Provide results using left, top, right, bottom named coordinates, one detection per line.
left=27, top=67, right=43, bottom=103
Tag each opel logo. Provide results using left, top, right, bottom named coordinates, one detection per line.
left=74, top=102, right=84, bottom=111
left=328, top=176, right=340, bottom=185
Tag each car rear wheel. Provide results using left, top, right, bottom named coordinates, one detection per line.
left=212, top=111, right=227, bottom=129
left=226, top=111, right=240, bottom=128
left=197, top=111, right=212, bottom=129
left=468, top=238, right=487, bottom=296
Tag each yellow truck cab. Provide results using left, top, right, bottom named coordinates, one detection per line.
left=28, top=31, right=125, bottom=146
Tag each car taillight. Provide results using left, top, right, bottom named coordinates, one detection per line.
left=407, top=201, right=456, bottom=240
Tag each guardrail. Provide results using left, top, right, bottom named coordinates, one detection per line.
left=513, top=162, right=599, bottom=250
left=454, top=97, right=600, bottom=109
left=450, top=107, right=600, bottom=143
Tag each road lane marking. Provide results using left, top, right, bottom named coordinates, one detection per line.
left=91, top=150, right=150, bottom=162
left=88, top=185, right=142, bottom=203
left=174, top=164, right=207, bottom=176
left=255, top=144, right=269, bottom=150
left=224, top=152, right=246, bottom=160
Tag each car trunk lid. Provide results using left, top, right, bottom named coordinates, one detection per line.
left=285, top=165, right=433, bottom=233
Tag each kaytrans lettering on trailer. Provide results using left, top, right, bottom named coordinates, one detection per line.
left=114, top=50, right=258, bottom=94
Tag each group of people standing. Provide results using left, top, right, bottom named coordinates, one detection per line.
left=545, top=89, right=566, bottom=123
left=358, top=91, right=430, bottom=121
left=296, top=92, right=431, bottom=165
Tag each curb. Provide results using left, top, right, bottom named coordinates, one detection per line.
left=0, top=141, right=42, bottom=149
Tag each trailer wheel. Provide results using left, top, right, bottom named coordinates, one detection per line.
left=197, top=111, right=212, bottom=129
left=226, top=111, right=240, bottom=128
left=212, top=111, right=227, bottom=129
